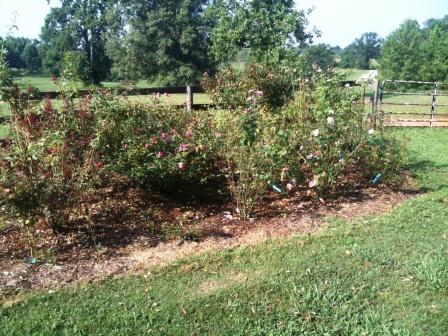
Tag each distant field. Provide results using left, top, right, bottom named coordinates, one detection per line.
left=337, top=68, right=370, bottom=81
left=13, top=75, right=156, bottom=92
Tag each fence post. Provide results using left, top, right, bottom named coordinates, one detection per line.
left=371, top=80, right=380, bottom=128
left=430, top=82, right=437, bottom=127
left=186, top=85, right=193, bottom=111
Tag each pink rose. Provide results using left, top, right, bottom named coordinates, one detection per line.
left=309, top=176, right=318, bottom=188
left=156, top=151, right=165, bottom=158
left=178, top=143, right=190, bottom=152
left=178, top=162, right=187, bottom=171
left=160, top=132, right=172, bottom=141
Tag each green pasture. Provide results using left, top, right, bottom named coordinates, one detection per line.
left=13, top=74, right=155, bottom=92
left=1, top=128, right=448, bottom=335
left=337, top=68, right=370, bottom=81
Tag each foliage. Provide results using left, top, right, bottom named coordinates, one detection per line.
left=0, top=36, right=42, bottom=72
left=93, top=94, right=221, bottom=192
left=268, top=72, right=377, bottom=193
left=40, top=0, right=115, bottom=84
left=360, top=132, right=407, bottom=185
left=107, top=0, right=213, bottom=85
left=208, top=0, right=314, bottom=65
left=1, top=57, right=405, bottom=252
left=300, top=43, right=336, bottom=74
left=0, top=66, right=102, bottom=255
left=215, top=93, right=276, bottom=218
left=380, top=16, right=448, bottom=82
left=202, top=64, right=296, bottom=110
left=206, top=65, right=404, bottom=214
left=340, top=32, right=383, bottom=69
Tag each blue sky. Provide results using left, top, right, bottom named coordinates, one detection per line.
left=0, top=0, right=447, bottom=47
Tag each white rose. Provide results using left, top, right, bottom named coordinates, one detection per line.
left=368, top=129, right=375, bottom=135
left=327, top=117, right=335, bottom=126
left=311, top=129, right=320, bottom=137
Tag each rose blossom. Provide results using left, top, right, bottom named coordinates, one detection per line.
left=156, top=151, right=165, bottom=158
left=309, top=176, right=318, bottom=188
left=178, top=161, right=187, bottom=171
left=160, top=132, right=172, bottom=141
left=178, top=143, right=190, bottom=152
left=286, top=178, right=297, bottom=191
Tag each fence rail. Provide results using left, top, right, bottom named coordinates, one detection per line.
left=375, top=79, right=448, bottom=127
left=6, top=79, right=445, bottom=134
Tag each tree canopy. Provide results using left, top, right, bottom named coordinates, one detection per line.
left=0, top=37, right=41, bottom=72
left=208, top=0, right=313, bottom=65
left=40, top=0, right=116, bottom=84
left=106, top=0, right=212, bottom=85
left=339, top=32, right=383, bottom=69
left=380, top=16, right=448, bottom=82
left=300, top=43, right=336, bottom=74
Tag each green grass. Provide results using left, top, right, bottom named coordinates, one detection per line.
left=337, top=68, right=370, bottom=81
left=13, top=75, right=156, bottom=92
left=1, top=128, right=448, bottom=335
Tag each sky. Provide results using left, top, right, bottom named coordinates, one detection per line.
left=0, top=0, right=447, bottom=47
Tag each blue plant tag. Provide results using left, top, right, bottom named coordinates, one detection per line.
left=372, top=173, right=382, bottom=185
left=27, top=257, right=38, bottom=265
left=272, top=184, right=282, bottom=193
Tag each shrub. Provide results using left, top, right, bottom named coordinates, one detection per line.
left=93, top=94, right=221, bottom=193
left=203, top=64, right=296, bottom=111
left=209, top=65, right=405, bottom=215
left=0, top=54, right=407, bottom=257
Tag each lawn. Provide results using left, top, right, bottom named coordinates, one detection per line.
left=1, top=128, right=447, bottom=335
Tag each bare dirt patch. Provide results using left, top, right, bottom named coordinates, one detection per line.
left=0, top=178, right=418, bottom=301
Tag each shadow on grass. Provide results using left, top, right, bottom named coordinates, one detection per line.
left=405, top=159, right=448, bottom=192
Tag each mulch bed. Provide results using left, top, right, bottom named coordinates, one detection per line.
left=0, top=174, right=419, bottom=301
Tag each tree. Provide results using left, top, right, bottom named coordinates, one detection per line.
left=106, top=0, right=212, bottom=85
left=380, top=20, right=424, bottom=80
left=40, top=0, right=116, bottom=84
left=1, top=37, right=41, bottom=72
left=419, top=16, right=448, bottom=82
left=340, top=32, right=383, bottom=69
left=301, top=43, right=336, bottom=74
left=208, top=0, right=313, bottom=65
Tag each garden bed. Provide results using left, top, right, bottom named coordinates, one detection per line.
left=0, top=176, right=417, bottom=300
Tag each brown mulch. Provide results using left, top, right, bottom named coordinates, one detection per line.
left=0, top=176, right=419, bottom=300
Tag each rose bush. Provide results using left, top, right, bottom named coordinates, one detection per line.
left=0, top=55, right=406, bottom=256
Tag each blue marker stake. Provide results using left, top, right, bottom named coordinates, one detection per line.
left=372, top=173, right=382, bottom=185
left=272, top=184, right=282, bottom=193
left=27, top=257, right=38, bottom=265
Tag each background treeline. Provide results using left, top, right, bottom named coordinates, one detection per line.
left=1, top=0, right=447, bottom=84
